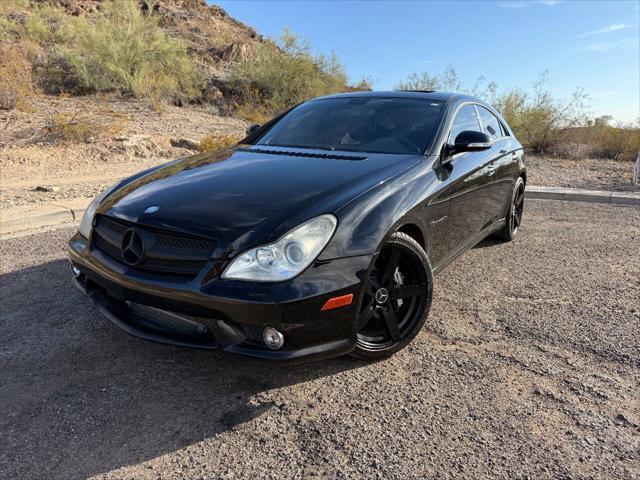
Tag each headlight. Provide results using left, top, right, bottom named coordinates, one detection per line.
left=221, top=214, right=337, bottom=282
left=78, top=184, right=118, bottom=238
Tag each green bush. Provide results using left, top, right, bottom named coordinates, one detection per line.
left=71, top=0, right=204, bottom=103
left=17, top=0, right=204, bottom=104
left=25, top=5, right=75, bottom=45
left=0, top=0, right=29, bottom=41
left=228, top=29, right=349, bottom=119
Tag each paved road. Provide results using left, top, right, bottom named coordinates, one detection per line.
left=1, top=200, right=639, bottom=479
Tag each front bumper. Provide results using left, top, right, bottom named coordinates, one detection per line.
left=68, top=233, right=372, bottom=362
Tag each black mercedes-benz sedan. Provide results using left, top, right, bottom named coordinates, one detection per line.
left=68, top=91, right=526, bottom=362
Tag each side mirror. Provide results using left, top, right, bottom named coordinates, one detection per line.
left=246, top=123, right=261, bottom=136
left=446, top=130, right=492, bottom=159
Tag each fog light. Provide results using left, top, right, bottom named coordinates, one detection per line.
left=70, top=264, right=81, bottom=278
left=262, top=327, right=284, bottom=350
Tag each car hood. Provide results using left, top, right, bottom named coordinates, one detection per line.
left=99, top=145, right=421, bottom=257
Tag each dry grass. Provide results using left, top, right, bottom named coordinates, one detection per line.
left=0, top=46, right=34, bottom=110
left=550, top=125, right=640, bottom=162
left=41, top=109, right=127, bottom=144
left=198, top=134, right=241, bottom=152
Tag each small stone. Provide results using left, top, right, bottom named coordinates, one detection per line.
left=170, top=138, right=199, bottom=150
left=35, top=185, right=60, bottom=193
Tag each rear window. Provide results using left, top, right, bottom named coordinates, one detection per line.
left=476, top=105, right=503, bottom=141
left=256, top=97, right=444, bottom=155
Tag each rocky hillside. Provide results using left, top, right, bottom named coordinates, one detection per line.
left=41, top=0, right=260, bottom=73
left=2, top=0, right=265, bottom=105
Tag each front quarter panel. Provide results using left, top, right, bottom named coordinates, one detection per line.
left=319, top=156, right=444, bottom=261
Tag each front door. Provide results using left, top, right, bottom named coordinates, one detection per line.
left=441, top=104, right=496, bottom=258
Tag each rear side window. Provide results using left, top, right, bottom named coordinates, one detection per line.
left=449, top=105, right=481, bottom=143
left=476, top=106, right=503, bottom=141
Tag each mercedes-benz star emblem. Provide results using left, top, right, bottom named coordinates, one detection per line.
left=375, top=288, right=389, bottom=305
left=121, top=229, right=144, bottom=265
left=144, top=205, right=160, bottom=214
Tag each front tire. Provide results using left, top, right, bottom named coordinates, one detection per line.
left=351, top=232, right=433, bottom=360
left=497, top=176, right=525, bottom=242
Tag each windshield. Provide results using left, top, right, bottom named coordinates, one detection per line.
left=256, top=97, right=444, bottom=155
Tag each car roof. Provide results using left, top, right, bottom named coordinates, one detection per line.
left=313, top=90, right=475, bottom=103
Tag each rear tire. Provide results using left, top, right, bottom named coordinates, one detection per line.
left=496, top=176, right=525, bottom=242
left=351, top=232, right=433, bottom=361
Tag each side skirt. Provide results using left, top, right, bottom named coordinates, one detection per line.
left=432, top=218, right=506, bottom=276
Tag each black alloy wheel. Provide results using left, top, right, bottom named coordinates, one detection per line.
left=497, top=176, right=525, bottom=241
left=352, top=232, right=433, bottom=360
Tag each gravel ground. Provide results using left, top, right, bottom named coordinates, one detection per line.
left=1, top=200, right=639, bottom=480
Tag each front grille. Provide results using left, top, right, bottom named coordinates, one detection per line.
left=92, top=215, right=216, bottom=278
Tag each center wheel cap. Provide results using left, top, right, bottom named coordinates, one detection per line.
left=375, top=288, right=390, bottom=305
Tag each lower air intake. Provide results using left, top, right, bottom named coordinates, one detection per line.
left=127, top=302, right=208, bottom=337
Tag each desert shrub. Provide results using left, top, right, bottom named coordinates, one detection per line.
left=0, top=46, right=33, bottom=109
left=228, top=29, right=348, bottom=118
left=25, top=5, right=76, bottom=45
left=346, top=78, right=374, bottom=92
left=0, top=0, right=30, bottom=41
left=41, top=110, right=127, bottom=143
left=72, top=0, right=204, bottom=102
left=0, top=16, right=18, bottom=42
left=493, top=73, right=588, bottom=154
left=584, top=119, right=640, bottom=161
left=225, top=85, right=272, bottom=124
left=396, top=68, right=589, bottom=154
left=22, top=0, right=204, bottom=103
left=198, top=134, right=241, bottom=152
left=35, top=46, right=87, bottom=94
left=395, top=65, right=498, bottom=100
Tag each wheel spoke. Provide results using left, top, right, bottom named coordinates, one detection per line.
left=358, top=306, right=375, bottom=327
left=514, top=210, right=521, bottom=228
left=391, top=284, right=424, bottom=299
left=382, top=307, right=401, bottom=342
left=368, top=278, right=382, bottom=294
left=381, top=247, right=400, bottom=285
left=515, top=190, right=524, bottom=207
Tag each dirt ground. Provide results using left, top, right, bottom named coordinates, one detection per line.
left=1, top=200, right=638, bottom=479
left=0, top=95, right=247, bottom=209
left=527, top=155, right=639, bottom=192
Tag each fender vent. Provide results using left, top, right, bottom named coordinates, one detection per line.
left=241, top=147, right=366, bottom=161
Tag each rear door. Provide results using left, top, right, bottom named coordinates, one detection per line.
left=475, top=105, right=520, bottom=223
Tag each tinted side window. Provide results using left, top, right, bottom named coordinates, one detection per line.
left=449, top=105, right=481, bottom=143
left=476, top=106, right=502, bottom=141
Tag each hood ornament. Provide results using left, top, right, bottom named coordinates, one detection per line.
left=144, top=205, right=160, bottom=214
